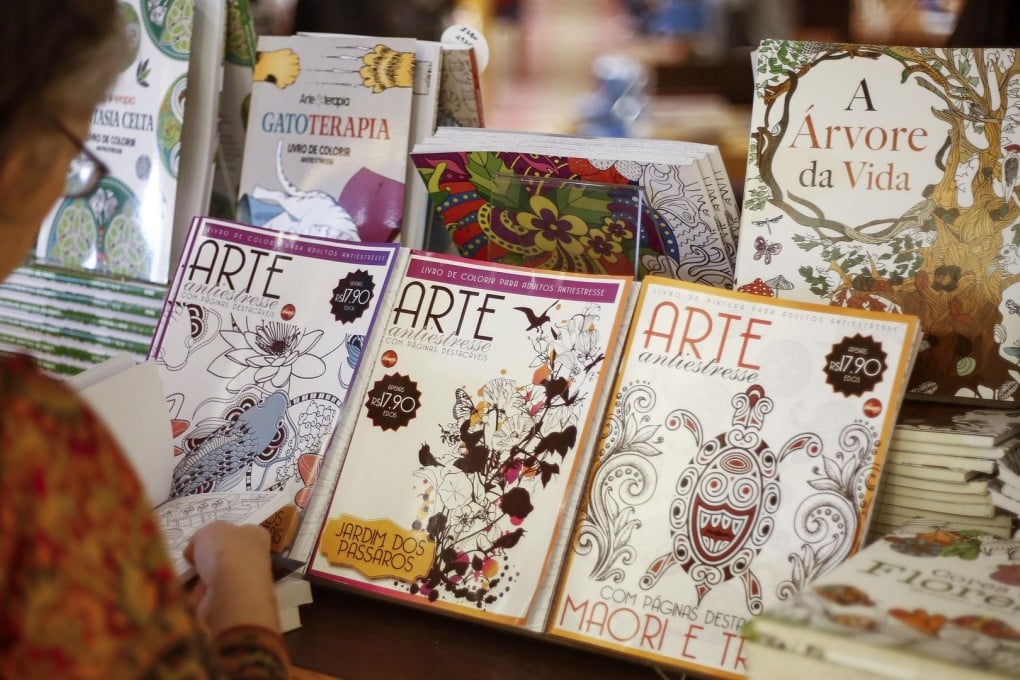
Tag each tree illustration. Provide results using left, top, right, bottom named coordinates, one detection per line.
left=747, top=42, right=1020, bottom=400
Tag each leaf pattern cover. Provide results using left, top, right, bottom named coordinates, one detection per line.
left=307, top=252, right=632, bottom=628
left=548, top=277, right=920, bottom=678
left=748, top=519, right=1020, bottom=677
left=147, top=216, right=400, bottom=556
left=737, top=41, right=1020, bottom=404
left=412, top=147, right=732, bottom=286
left=35, top=0, right=194, bottom=283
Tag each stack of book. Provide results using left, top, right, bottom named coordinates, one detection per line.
left=870, top=401, right=1020, bottom=539
left=0, top=265, right=165, bottom=375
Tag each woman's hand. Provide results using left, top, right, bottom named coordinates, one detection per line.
left=183, top=521, right=281, bottom=636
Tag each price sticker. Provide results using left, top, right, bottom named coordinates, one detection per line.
left=824, top=333, right=888, bottom=397
left=365, top=373, right=422, bottom=431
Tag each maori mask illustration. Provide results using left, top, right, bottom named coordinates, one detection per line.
left=640, top=384, right=821, bottom=614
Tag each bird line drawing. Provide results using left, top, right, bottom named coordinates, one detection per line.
left=514, top=299, right=560, bottom=337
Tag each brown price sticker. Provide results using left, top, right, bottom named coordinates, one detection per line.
left=365, top=373, right=422, bottom=431
left=823, top=333, right=888, bottom=397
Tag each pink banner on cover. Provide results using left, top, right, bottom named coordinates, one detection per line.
left=407, top=255, right=623, bottom=303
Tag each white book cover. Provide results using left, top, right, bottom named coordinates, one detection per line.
left=746, top=518, right=1020, bottom=679
left=72, top=357, right=174, bottom=507
left=889, top=449, right=998, bottom=474
left=548, top=277, right=920, bottom=678
left=35, top=0, right=193, bottom=283
left=238, top=33, right=416, bottom=243
left=737, top=41, right=1020, bottom=404
left=307, top=251, right=633, bottom=629
left=146, top=216, right=401, bottom=573
left=885, top=460, right=980, bottom=483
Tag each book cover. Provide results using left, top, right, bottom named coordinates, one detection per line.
left=401, top=40, right=444, bottom=250
left=238, top=33, right=416, bottom=243
left=436, top=45, right=484, bottom=129
left=146, top=216, right=401, bottom=572
left=886, top=460, right=981, bottom=483
left=412, top=127, right=734, bottom=285
left=889, top=449, right=998, bottom=474
left=172, top=0, right=226, bottom=273
left=999, top=454, right=1020, bottom=489
left=886, top=473, right=992, bottom=494
left=306, top=251, right=633, bottom=629
left=894, top=400, right=1020, bottom=447
left=876, top=488, right=995, bottom=518
left=548, top=277, right=921, bottom=678
left=746, top=518, right=1020, bottom=678
left=737, top=40, right=1020, bottom=404
left=890, top=438, right=1019, bottom=460
left=208, top=0, right=257, bottom=219
left=34, top=0, right=194, bottom=283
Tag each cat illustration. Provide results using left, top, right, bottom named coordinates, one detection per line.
left=248, top=140, right=360, bottom=241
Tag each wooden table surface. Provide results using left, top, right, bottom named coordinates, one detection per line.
left=284, top=584, right=700, bottom=680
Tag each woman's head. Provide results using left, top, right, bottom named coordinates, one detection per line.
left=0, top=0, right=125, bottom=276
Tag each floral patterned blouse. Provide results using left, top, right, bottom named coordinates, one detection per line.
left=0, top=354, right=290, bottom=679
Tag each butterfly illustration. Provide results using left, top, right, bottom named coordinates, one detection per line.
left=753, top=236, right=782, bottom=265
left=452, top=387, right=487, bottom=427
left=1006, top=299, right=1020, bottom=315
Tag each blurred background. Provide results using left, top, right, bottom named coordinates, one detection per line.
left=245, top=0, right=966, bottom=196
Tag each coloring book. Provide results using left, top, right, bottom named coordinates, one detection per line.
left=147, top=216, right=401, bottom=573
left=307, top=251, right=633, bottom=630
left=548, top=277, right=921, bottom=677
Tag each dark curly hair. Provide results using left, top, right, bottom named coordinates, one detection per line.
left=0, top=1, right=125, bottom=153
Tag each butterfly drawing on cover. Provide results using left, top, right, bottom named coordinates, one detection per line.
left=452, top=386, right=488, bottom=427
left=753, top=235, right=782, bottom=265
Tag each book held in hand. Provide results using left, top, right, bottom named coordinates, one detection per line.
left=547, top=276, right=921, bottom=678
left=146, top=216, right=401, bottom=574
left=306, top=251, right=633, bottom=630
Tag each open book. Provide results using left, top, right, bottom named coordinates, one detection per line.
left=69, top=354, right=293, bottom=580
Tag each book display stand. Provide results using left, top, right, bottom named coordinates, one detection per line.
left=13, top=4, right=1020, bottom=674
